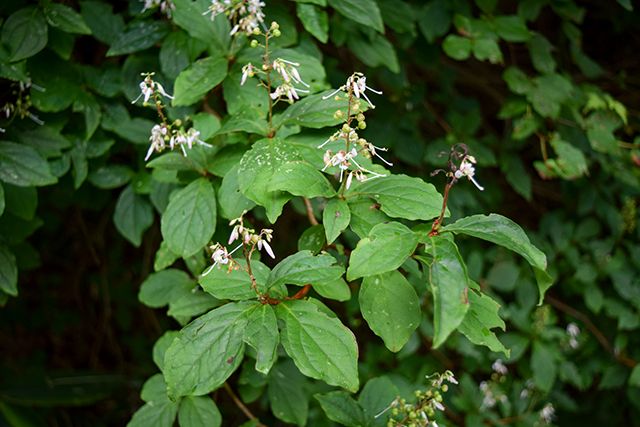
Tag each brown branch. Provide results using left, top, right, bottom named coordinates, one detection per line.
left=545, top=295, right=637, bottom=368
left=303, top=198, right=319, bottom=225
left=287, top=284, right=311, bottom=300
left=223, top=383, right=266, bottom=427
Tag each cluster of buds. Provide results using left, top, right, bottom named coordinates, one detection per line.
left=566, top=322, right=580, bottom=349
left=319, top=121, right=390, bottom=188
left=323, top=71, right=383, bottom=109
left=204, top=0, right=265, bottom=36
left=379, top=371, right=457, bottom=427
left=144, top=121, right=211, bottom=161
left=479, top=359, right=509, bottom=409
left=228, top=211, right=275, bottom=259
left=1, top=79, right=45, bottom=128
left=141, top=0, right=175, bottom=17
left=131, top=72, right=173, bottom=106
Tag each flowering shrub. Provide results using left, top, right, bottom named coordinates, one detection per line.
left=0, top=0, right=639, bottom=426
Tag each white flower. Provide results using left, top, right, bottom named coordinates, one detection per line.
left=257, top=228, right=275, bottom=259
left=142, top=0, right=175, bottom=17
left=241, top=63, right=255, bottom=85
left=566, top=323, right=580, bottom=337
left=205, top=0, right=265, bottom=36
left=454, top=155, right=484, bottom=191
left=145, top=124, right=168, bottom=161
left=492, top=359, right=508, bottom=375
left=132, top=73, right=173, bottom=105
left=201, top=242, right=243, bottom=276
left=323, top=72, right=383, bottom=108
left=433, top=401, right=445, bottom=412
left=270, top=82, right=309, bottom=103
left=540, top=403, right=555, bottom=424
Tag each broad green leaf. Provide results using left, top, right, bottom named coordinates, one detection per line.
left=418, top=0, right=451, bottom=42
left=358, top=376, right=399, bottom=426
left=328, top=0, right=384, bottom=32
left=426, top=237, right=470, bottom=348
left=312, top=278, right=351, bottom=301
left=1, top=7, right=48, bottom=62
left=442, top=35, right=471, bottom=60
left=178, top=396, right=222, bottom=427
left=268, top=250, right=344, bottom=289
left=139, top=268, right=194, bottom=308
left=473, top=38, right=503, bottom=63
left=298, top=224, right=326, bottom=254
left=172, top=0, right=230, bottom=52
left=458, top=289, right=509, bottom=356
left=276, top=91, right=369, bottom=129
left=153, top=331, right=179, bottom=372
left=531, top=341, right=557, bottom=392
left=200, top=260, right=270, bottom=300
left=192, top=112, right=221, bottom=140
left=272, top=48, right=327, bottom=93
left=164, top=301, right=255, bottom=398
left=223, top=59, right=269, bottom=115
left=73, top=92, right=102, bottom=140
left=629, top=365, right=640, bottom=387
left=503, top=67, right=533, bottom=95
left=528, top=74, right=572, bottom=118
left=218, top=165, right=256, bottom=220
left=161, top=178, right=217, bottom=258
left=529, top=33, right=556, bottom=73
left=106, top=21, right=169, bottom=56
left=0, top=245, right=18, bottom=296
left=347, top=174, right=442, bottom=221
left=80, top=1, right=124, bottom=45
left=276, top=299, right=359, bottom=391
left=168, top=290, right=220, bottom=323
left=244, top=304, right=279, bottom=374
left=379, top=0, right=416, bottom=34
left=348, top=199, right=390, bottom=238
left=15, top=126, right=71, bottom=158
left=88, top=165, right=134, bottom=189
left=360, top=271, right=421, bottom=352
left=549, top=136, right=588, bottom=179
left=315, top=391, right=365, bottom=427
left=114, top=185, right=154, bottom=247
left=350, top=33, right=400, bottom=73
left=238, top=139, right=300, bottom=222
left=2, top=184, right=37, bottom=220
left=173, top=56, right=228, bottom=107
left=442, top=213, right=552, bottom=304
left=154, top=241, right=180, bottom=271
left=160, top=31, right=206, bottom=79
left=268, top=161, right=336, bottom=198
left=296, top=3, right=329, bottom=43
left=268, top=362, right=309, bottom=426
left=494, top=15, right=531, bottom=42
left=44, top=3, right=91, bottom=35
left=128, top=375, right=179, bottom=427
left=0, top=142, right=57, bottom=187
left=347, top=222, right=418, bottom=280
left=216, top=109, right=269, bottom=136
left=323, top=198, right=350, bottom=244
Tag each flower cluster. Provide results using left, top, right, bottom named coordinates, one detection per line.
left=539, top=403, right=555, bottom=424
left=204, top=0, right=265, bottom=36
left=1, top=79, right=44, bottom=128
left=131, top=72, right=173, bottom=105
left=479, top=359, right=509, bottom=409
left=379, top=371, right=457, bottom=427
left=318, top=75, right=391, bottom=189
left=566, top=322, right=580, bottom=349
left=141, top=0, right=175, bottom=17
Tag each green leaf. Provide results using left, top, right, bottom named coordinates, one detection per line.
left=360, top=271, right=421, bottom=352
left=177, top=396, right=222, bottom=427
left=268, top=250, right=344, bottom=289
left=161, top=178, right=217, bottom=258
left=200, top=259, right=270, bottom=300
left=348, top=199, right=390, bottom=238
left=218, top=164, right=256, bottom=220
left=106, top=21, right=169, bottom=56
left=549, top=136, right=588, bottom=179
left=268, top=161, right=336, bottom=198
left=164, top=301, right=256, bottom=398
left=442, top=213, right=552, bottom=304
left=80, top=1, right=124, bottom=45
left=0, top=142, right=57, bottom=187
left=528, top=73, right=572, bottom=118
left=494, top=15, right=531, bottom=42
left=168, top=290, right=220, bottom=324
left=0, top=245, right=18, bottom=296
left=268, top=362, right=309, bottom=426
left=88, top=165, right=134, bottom=189
left=347, top=222, right=418, bottom=280
left=350, top=33, right=400, bottom=73
left=328, top=0, right=384, bottom=32
left=44, top=3, right=91, bottom=35
left=442, top=35, right=472, bottom=60
left=315, top=391, right=365, bottom=427
left=2, top=184, right=37, bottom=220
left=358, top=376, right=399, bottom=425
left=238, top=139, right=300, bottom=222
left=277, top=299, right=359, bottom=391
left=172, top=0, right=230, bottom=52
left=173, top=56, right=228, bottom=107
left=629, top=365, right=640, bottom=387
left=458, top=289, right=509, bottom=356
left=418, top=0, right=451, bottom=43
left=160, top=31, right=206, bottom=79
left=16, top=126, right=71, bottom=158
left=312, top=278, right=351, bottom=301
left=347, top=174, right=442, bottom=221
left=323, top=198, right=350, bottom=244
left=298, top=224, right=326, bottom=254
left=276, top=91, right=369, bottom=129
left=473, top=38, right=503, bottom=64
left=1, top=7, right=48, bottom=62
left=617, top=0, right=633, bottom=10
left=153, top=331, right=179, bottom=372
left=531, top=341, right=557, bottom=392
left=127, top=375, right=179, bottom=427
left=426, top=237, right=470, bottom=348
left=244, top=304, right=279, bottom=374
left=114, top=185, right=154, bottom=247
left=139, top=269, right=194, bottom=308
left=529, top=33, right=556, bottom=73
left=296, top=3, right=329, bottom=43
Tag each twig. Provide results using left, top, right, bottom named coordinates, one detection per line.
left=223, top=382, right=266, bottom=427
left=545, top=295, right=637, bottom=368
left=303, top=198, right=319, bottom=225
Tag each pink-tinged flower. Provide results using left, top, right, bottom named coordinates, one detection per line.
left=145, top=124, right=169, bottom=161
left=322, top=72, right=383, bottom=108
left=454, top=155, right=484, bottom=191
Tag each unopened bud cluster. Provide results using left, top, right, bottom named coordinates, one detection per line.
left=205, top=0, right=266, bottom=36
left=1, top=79, right=44, bottom=129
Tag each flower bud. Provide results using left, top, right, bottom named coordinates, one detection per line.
left=334, top=110, right=344, bottom=119
left=271, top=21, right=279, bottom=30
left=252, top=27, right=261, bottom=35
left=358, top=121, right=366, bottom=130
left=250, top=39, right=259, bottom=48
left=272, top=29, right=281, bottom=37
left=356, top=113, right=365, bottom=122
